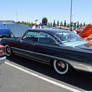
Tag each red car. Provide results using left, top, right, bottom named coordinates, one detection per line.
left=0, top=44, right=6, bottom=63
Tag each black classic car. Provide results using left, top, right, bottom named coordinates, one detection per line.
left=1, top=29, right=92, bottom=75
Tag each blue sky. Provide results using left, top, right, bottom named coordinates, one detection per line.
left=0, top=0, right=92, bottom=24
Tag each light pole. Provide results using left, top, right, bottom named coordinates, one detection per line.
left=70, top=0, right=72, bottom=31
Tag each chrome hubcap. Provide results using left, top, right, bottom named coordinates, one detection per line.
left=57, top=62, right=66, bottom=68
left=53, top=60, right=69, bottom=75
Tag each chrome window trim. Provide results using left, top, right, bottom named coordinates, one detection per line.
left=37, top=32, right=59, bottom=45
left=22, top=31, right=60, bottom=46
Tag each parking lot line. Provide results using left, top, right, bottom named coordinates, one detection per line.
left=5, top=61, right=82, bottom=92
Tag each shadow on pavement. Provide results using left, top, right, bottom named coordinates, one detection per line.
left=7, top=55, right=92, bottom=91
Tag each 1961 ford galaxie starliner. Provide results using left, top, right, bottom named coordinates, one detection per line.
left=1, top=29, right=92, bottom=75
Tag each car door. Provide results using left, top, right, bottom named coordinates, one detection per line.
left=33, top=32, right=59, bottom=64
left=15, top=31, right=39, bottom=58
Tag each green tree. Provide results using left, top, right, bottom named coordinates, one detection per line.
left=83, top=22, right=86, bottom=26
left=80, top=23, right=82, bottom=27
left=77, top=22, right=79, bottom=28
left=60, top=21, right=63, bottom=26
left=64, top=20, right=67, bottom=27
left=74, top=22, right=77, bottom=28
left=53, top=20, right=56, bottom=27
left=42, top=17, right=48, bottom=25
left=70, top=22, right=73, bottom=27
left=57, top=21, right=59, bottom=26
left=17, top=21, right=21, bottom=24
left=67, top=24, right=70, bottom=27
left=16, top=21, right=33, bottom=25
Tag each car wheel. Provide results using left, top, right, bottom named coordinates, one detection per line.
left=6, top=45, right=12, bottom=56
left=53, top=60, right=70, bottom=75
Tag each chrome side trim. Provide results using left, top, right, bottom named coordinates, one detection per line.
left=12, top=47, right=69, bottom=61
left=0, top=56, right=6, bottom=64
left=0, top=56, right=6, bottom=61
left=11, top=47, right=92, bottom=73
left=14, top=49, right=49, bottom=64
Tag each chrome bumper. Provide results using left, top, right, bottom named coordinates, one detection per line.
left=0, top=56, right=6, bottom=64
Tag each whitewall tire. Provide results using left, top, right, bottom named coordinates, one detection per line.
left=53, top=60, right=69, bottom=75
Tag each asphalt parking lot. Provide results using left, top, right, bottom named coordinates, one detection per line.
left=0, top=55, right=92, bottom=92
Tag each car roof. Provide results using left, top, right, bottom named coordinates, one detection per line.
left=27, top=28, right=71, bottom=35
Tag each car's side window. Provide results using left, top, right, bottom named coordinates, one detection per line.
left=23, top=31, right=57, bottom=45
left=23, top=32, right=39, bottom=42
left=38, top=32, right=57, bottom=45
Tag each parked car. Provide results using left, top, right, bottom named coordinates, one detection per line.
left=0, top=44, right=6, bottom=63
left=1, top=29, right=92, bottom=75
left=80, top=24, right=92, bottom=43
left=0, top=24, right=12, bottom=38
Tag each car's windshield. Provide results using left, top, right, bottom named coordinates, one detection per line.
left=56, top=31, right=83, bottom=43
